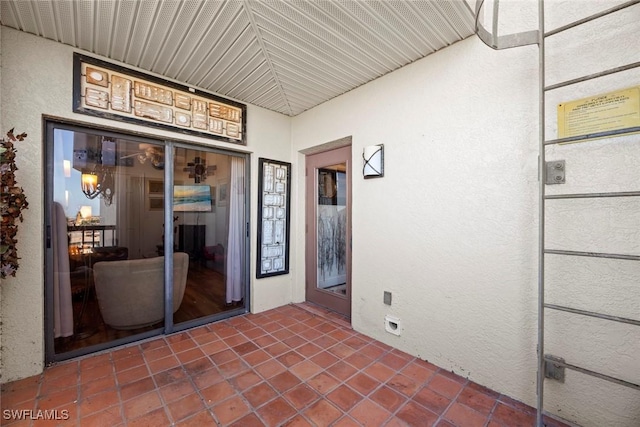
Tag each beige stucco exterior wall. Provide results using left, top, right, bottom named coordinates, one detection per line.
left=0, top=27, right=293, bottom=383
left=290, top=5, right=640, bottom=426
left=2, top=3, right=639, bottom=426
left=291, top=31, right=542, bottom=410
left=540, top=2, right=640, bottom=425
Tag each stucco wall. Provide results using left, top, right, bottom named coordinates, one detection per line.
left=542, top=2, right=640, bottom=425
left=292, top=30, right=541, bottom=406
left=290, top=6, right=639, bottom=426
left=2, top=3, right=639, bottom=426
left=0, top=27, right=293, bottom=382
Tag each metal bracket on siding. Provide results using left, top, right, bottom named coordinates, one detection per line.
left=473, top=0, right=539, bottom=50
left=544, top=355, right=566, bottom=382
left=543, top=354, right=640, bottom=390
left=545, top=160, right=565, bottom=184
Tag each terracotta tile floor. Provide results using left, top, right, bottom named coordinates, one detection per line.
left=1, top=303, right=570, bottom=427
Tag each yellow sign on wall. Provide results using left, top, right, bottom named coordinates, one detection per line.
left=557, top=86, right=640, bottom=139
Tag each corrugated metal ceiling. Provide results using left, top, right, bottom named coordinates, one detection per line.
left=0, top=0, right=476, bottom=116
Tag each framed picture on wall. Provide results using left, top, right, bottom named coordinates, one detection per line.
left=147, top=196, right=164, bottom=211
left=173, top=185, right=213, bottom=212
left=217, top=181, right=228, bottom=207
left=147, top=179, right=164, bottom=196
left=210, top=186, right=217, bottom=213
left=146, top=179, right=164, bottom=211
left=256, top=158, right=291, bottom=278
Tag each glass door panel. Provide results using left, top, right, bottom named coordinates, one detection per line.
left=51, top=128, right=166, bottom=355
left=317, top=165, right=348, bottom=295
left=47, top=122, right=250, bottom=361
left=172, top=148, right=247, bottom=328
left=305, top=146, right=352, bottom=318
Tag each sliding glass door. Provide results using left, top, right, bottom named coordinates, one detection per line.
left=45, top=121, right=249, bottom=362
left=171, top=145, right=247, bottom=330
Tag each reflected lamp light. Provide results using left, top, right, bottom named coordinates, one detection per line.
left=63, top=160, right=71, bottom=178
left=81, top=172, right=100, bottom=199
left=80, top=164, right=115, bottom=205
left=79, top=137, right=116, bottom=205
left=79, top=205, right=93, bottom=219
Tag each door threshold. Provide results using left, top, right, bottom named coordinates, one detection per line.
left=295, top=301, right=351, bottom=328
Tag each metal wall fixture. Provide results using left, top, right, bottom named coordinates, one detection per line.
left=183, top=156, right=216, bottom=183
left=363, top=144, right=384, bottom=178
left=545, top=160, right=565, bottom=185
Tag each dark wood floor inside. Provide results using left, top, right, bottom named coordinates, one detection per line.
left=55, top=261, right=239, bottom=354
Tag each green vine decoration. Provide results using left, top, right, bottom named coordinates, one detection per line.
left=1, top=129, right=29, bottom=278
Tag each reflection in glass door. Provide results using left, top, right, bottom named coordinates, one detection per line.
left=49, top=127, right=167, bottom=356
left=46, top=122, right=249, bottom=361
left=172, top=146, right=247, bottom=329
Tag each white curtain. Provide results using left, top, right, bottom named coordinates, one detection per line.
left=226, top=157, right=246, bottom=304
left=53, top=202, right=74, bottom=337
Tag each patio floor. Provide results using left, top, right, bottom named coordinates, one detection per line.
left=0, top=303, right=570, bottom=426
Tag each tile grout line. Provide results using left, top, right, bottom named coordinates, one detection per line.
left=208, top=314, right=288, bottom=426
left=291, top=303, right=519, bottom=427
left=155, top=339, right=196, bottom=427
left=234, top=308, right=361, bottom=426
left=431, top=374, right=470, bottom=427
left=292, top=304, right=450, bottom=425
left=484, top=396, right=502, bottom=427
left=271, top=307, right=392, bottom=425
left=242, top=312, right=339, bottom=426
left=111, top=349, right=130, bottom=426
left=3, top=305, right=573, bottom=427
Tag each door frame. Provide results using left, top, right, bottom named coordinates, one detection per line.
left=305, top=144, right=352, bottom=318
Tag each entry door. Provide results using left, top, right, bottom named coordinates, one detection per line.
left=305, top=146, right=351, bottom=317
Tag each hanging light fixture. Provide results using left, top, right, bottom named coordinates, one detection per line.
left=120, top=144, right=165, bottom=169
left=99, top=166, right=115, bottom=206
left=79, top=137, right=116, bottom=205
left=81, top=172, right=100, bottom=199
left=80, top=164, right=115, bottom=205
left=135, top=144, right=164, bottom=169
